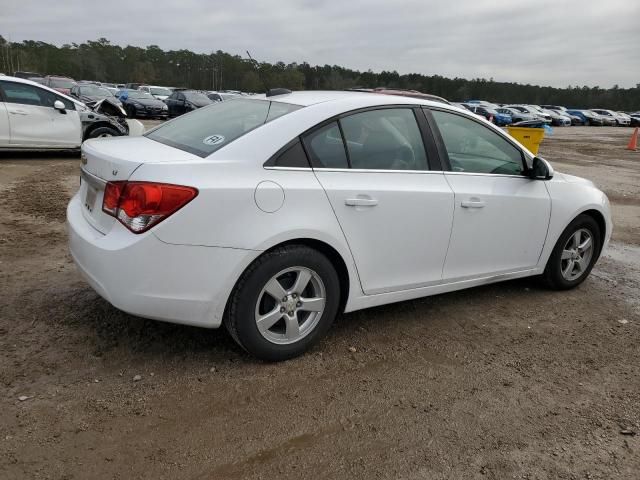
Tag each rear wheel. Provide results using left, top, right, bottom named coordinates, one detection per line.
left=224, top=245, right=340, bottom=361
left=541, top=214, right=601, bottom=290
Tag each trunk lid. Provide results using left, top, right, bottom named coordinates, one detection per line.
left=79, top=135, right=202, bottom=234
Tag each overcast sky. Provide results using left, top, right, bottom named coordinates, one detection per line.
left=1, top=0, right=638, bottom=88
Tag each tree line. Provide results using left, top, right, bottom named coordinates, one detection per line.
left=1, top=36, right=639, bottom=110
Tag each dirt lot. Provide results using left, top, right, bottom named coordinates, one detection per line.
left=1, top=126, right=639, bottom=479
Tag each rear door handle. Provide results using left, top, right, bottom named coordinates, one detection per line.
left=345, top=197, right=378, bottom=207
left=461, top=199, right=486, bottom=208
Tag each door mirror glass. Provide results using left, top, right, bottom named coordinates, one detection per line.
left=53, top=100, right=66, bottom=112
left=529, top=156, right=554, bottom=180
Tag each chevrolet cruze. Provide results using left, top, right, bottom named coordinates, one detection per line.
left=67, top=90, right=612, bottom=361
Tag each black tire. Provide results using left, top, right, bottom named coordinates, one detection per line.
left=541, top=214, right=601, bottom=290
left=87, top=126, right=120, bottom=139
left=224, top=245, right=341, bottom=361
left=126, top=105, right=136, bottom=119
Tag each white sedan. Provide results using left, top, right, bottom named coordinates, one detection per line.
left=0, top=76, right=82, bottom=149
left=67, top=90, right=612, bottom=360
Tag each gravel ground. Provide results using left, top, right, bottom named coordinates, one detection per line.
left=0, top=126, right=639, bottom=479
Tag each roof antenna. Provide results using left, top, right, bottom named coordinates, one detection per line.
left=246, top=50, right=291, bottom=97
left=246, top=50, right=269, bottom=92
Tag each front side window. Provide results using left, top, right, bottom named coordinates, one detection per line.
left=340, top=108, right=428, bottom=170
left=147, top=98, right=302, bottom=157
left=0, top=81, right=74, bottom=110
left=431, top=110, right=524, bottom=176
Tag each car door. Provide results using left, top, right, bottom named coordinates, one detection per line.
left=306, top=107, right=455, bottom=295
left=165, top=92, right=178, bottom=115
left=0, top=81, right=81, bottom=147
left=428, top=108, right=551, bottom=281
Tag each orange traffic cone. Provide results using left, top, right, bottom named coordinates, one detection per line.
left=627, top=127, right=639, bottom=151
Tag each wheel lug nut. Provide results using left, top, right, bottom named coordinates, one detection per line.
left=297, top=302, right=302, bottom=307
left=282, top=297, right=288, bottom=302
left=280, top=307, right=285, bottom=313
left=292, top=293, right=297, bottom=298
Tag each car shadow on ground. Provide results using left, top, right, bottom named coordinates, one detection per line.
left=34, top=275, right=546, bottom=366
left=0, top=150, right=80, bottom=160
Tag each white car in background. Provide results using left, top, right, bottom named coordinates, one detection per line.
left=0, top=76, right=82, bottom=149
left=68, top=91, right=612, bottom=361
left=592, top=109, right=631, bottom=126
left=138, top=85, right=173, bottom=101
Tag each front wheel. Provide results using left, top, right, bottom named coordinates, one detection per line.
left=541, top=214, right=601, bottom=290
left=224, top=245, right=341, bottom=361
left=88, top=126, right=120, bottom=139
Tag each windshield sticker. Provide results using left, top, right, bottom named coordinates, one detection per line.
left=203, top=134, right=225, bottom=146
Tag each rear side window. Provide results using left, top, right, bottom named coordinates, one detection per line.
left=146, top=98, right=302, bottom=157
left=302, top=122, right=349, bottom=169
left=431, top=110, right=524, bottom=175
left=340, top=108, right=428, bottom=170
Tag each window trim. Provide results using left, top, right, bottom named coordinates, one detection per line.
left=424, top=106, right=531, bottom=177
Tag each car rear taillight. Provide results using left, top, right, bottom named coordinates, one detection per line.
left=102, top=181, right=198, bottom=233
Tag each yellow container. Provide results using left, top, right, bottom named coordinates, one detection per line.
left=506, top=126, right=545, bottom=155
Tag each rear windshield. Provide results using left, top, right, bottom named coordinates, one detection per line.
left=147, top=98, right=302, bottom=157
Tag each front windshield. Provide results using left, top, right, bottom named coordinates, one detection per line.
left=126, top=90, right=154, bottom=100
left=150, top=87, right=172, bottom=96
left=147, top=98, right=302, bottom=157
left=183, top=91, right=211, bottom=103
left=80, top=85, right=113, bottom=97
left=50, top=78, right=75, bottom=89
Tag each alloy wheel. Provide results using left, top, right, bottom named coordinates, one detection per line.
left=254, top=267, right=326, bottom=345
left=560, top=228, right=594, bottom=281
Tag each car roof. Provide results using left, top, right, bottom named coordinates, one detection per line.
left=251, top=90, right=450, bottom=109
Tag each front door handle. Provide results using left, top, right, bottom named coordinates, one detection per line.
left=461, top=199, right=486, bottom=208
left=345, top=197, right=378, bottom=207
left=8, top=109, right=28, bottom=115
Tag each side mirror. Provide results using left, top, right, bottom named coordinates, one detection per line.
left=529, top=156, right=554, bottom=180
left=53, top=100, right=67, bottom=113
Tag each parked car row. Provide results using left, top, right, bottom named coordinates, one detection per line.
left=454, top=99, right=634, bottom=127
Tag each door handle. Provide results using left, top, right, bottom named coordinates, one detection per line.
left=461, top=199, right=486, bottom=208
left=345, top=197, right=378, bottom=207
left=8, top=109, right=28, bottom=115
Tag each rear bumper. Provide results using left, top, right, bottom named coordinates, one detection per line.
left=67, top=192, right=257, bottom=328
